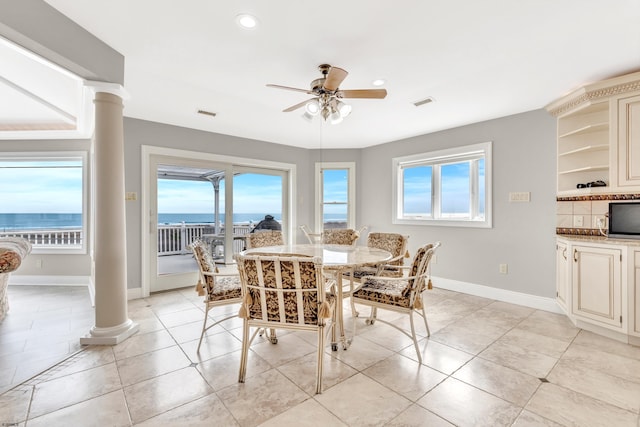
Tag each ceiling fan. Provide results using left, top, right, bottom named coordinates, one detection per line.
left=266, top=64, right=387, bottom=124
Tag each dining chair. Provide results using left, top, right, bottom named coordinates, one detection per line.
left=245, top=230, right=284, bottom=249
left=236, top=253, right=336, bottom=394
left=343, top=232, right=410, bottom=317
left=189, top=239, right=243, bottom=352
left=351, top=241, right=440, bottom=363
left=300, top=224, right=322, bottom=244
left=322, top=228, right=361, bottom=246
left=242, top=229, right=284, bottom=343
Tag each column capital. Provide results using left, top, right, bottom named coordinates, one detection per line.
left=85, top=80, right=130, bottom=100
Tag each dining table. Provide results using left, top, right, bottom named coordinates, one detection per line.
left=240, top=243, right=392, bottom=350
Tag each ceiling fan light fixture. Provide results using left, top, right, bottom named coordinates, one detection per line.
left=236, top=14, right=258, bottom=29
left=336, top=100, right=352, bottom=117
left=305, top=99, right=320, bottom=115
left=330, top=107, right=343, bottom=124
left=302, top=111, right=315, bottom=122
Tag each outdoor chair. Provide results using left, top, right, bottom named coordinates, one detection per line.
left=351, top=241, right=440, bottom=363
left=343, top=232, right=409, bottom=317
left=189, top=239, right=242, bottom=352
left=236, top=253, right=336, bottom=394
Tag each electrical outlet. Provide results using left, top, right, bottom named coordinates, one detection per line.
left=499, top=263, right=508, bottom=274
left=432, top=255, right=438, bottom=264
left=36, top=259, right=43, bottom=268
left=573, top=216, right=584, bottom=227
left=125, top=192, right=137, bottom=201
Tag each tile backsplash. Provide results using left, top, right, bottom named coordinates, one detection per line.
left=556, top=194, right=640, bottom=235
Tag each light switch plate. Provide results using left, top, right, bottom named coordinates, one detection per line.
left=509, top=192, right=530, bottom=202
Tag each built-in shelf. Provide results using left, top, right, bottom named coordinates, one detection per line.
left=558, top=122, right=609, bottom=139
left=558, top=165, right=609, bottom=175
left=558, top=144, right=609, bottom=157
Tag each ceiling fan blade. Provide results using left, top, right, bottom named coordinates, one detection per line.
left=323, top=67, right=348, bottom=91
left=283, top=98, right=316, bottom=112
left=339, top=89, right=387, bottom=99
left=266, top=84, right=314, bottom=95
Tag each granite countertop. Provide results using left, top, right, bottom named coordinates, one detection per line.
left=557, top=234, right=640, bottom=247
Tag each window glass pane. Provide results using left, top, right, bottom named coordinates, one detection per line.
left=0, top=159, right=83, bottom=246
left=478, top=158, right=485, bottom=216
left=441, top=162, right=470, bottom=217
left=402, top=165, right=432, bottom=215
left=323, top=169, right=347, bottom=203
left=323, top=169, right=348, bottom=228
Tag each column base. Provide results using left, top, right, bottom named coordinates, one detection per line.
left=80, top=319, right=139, bottom=345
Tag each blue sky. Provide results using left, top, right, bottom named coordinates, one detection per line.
left=0, top=160, right=82, bottom=213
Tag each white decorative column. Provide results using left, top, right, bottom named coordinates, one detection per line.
left=81, top=83, right=138, bottom=345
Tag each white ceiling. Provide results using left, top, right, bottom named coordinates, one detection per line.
left=8, top=1, right=640, bottom=148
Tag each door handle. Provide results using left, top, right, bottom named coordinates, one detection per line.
left=562, top=248, right=567, bottom=260
left=573, top=248, right=578, bottom=262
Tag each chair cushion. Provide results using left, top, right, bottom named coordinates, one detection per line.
left=353, top=277, right=411, bottom=308
left=367, top=233, right=405, bottom=267
left=247, top=231, right=284, bottom=248
left=205, top=275, right=242, bottom=302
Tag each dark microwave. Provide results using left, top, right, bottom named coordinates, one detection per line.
left=608, top=202, right=640, bottom=239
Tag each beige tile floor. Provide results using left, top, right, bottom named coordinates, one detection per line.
left=2, top=283, right=640, bottom=426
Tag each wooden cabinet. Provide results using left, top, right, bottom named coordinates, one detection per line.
left=556, top=241, right=569, bottom=312
left=547, top=71, right=640, bottom=196
left=612, top=94, right=640, bottom=189
left=571, top=244, right=623, bottom=330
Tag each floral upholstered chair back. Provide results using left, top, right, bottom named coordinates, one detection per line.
left=189, top=240, right=241, bottom=301
left=322, top=228, right=359, bottom=246
left=367, top=233, right=409, bottom=275
left=237, top=254, right=332, bottom=325
left=245, top=230, right=284, bottom=249
left=404, top=242, right=438, bottom=296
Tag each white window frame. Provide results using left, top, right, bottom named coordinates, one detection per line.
left=392, top=142, right=492, bottom=228
left=315, top=162, right=356, bottom=231
left=0, top=151, right=89, bottom=254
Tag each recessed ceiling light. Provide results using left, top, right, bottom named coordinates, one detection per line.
left=236, top=14, right=259, bottom=29
left=372, top=79, right=386, bottom=87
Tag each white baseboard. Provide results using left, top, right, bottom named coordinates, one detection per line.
left=128, top=287, right=143, bottom=300
left=8, top=275, right=90, bottom=286
left=432, top=276, right=563, bottom=314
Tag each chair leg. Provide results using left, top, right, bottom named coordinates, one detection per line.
left=316, top=324, right=325, bottom=394
left=365, top=306, right=378, bottom=325
left=238, top=319, right=250, bottom=383
left=421, top=306, right=431, bottom=337
left=409, top=311, right=422, bottom=364
left=197, top=305, right=211, bottom=353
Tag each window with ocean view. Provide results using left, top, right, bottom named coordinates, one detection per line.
left=393, top=142, right=492, bottom=228
left=0, top=154, right=86, bottom=251
left=316, top=162, right=355, bottom=230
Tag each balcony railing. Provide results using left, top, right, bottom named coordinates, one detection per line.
left=0, top=223, right=253, bottom=256
left=0, top=229, right=83, bottom=246
left=157, top=223, right=252, bottom=255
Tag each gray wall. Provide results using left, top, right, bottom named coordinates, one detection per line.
left=360, top=109, right=557, bottom=297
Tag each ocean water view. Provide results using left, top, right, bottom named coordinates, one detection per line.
left=0, top=213, right=347, bottom=231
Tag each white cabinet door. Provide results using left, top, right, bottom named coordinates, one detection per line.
left=556, top=241, right=570, bottom=313
left=572, top=244, right=623, bottom=329
left=615, top=94, right=640, bottom=188
left=632, top=249, right=640, bottom=337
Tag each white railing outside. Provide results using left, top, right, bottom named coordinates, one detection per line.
left=0, top=223, right=254, bottom=255
left=0, top=229, right=83, bottom=246
left=157, top=223, right=252, bottom=255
